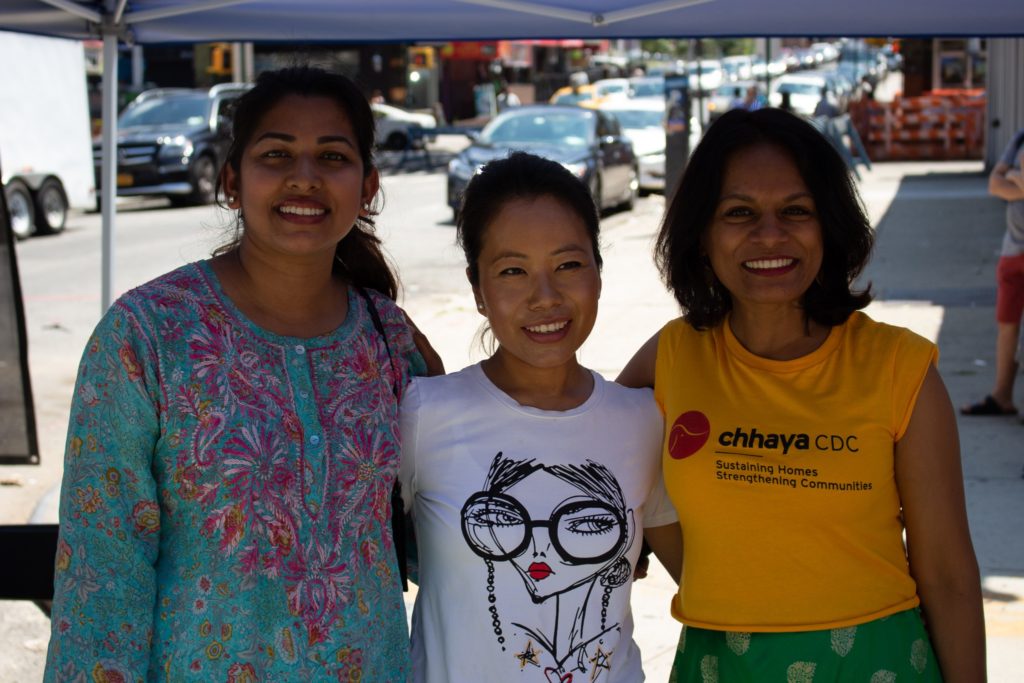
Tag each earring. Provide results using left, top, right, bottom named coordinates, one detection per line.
left=476, top=302, right=485, bottom=311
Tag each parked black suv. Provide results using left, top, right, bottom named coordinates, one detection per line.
left=93, top=83, right=251, bottom=207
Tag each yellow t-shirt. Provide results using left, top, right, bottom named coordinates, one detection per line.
left=654, top=311, right=937, bottom=632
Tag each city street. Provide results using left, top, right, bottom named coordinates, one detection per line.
left=3, top=145, right=1023, bottom=679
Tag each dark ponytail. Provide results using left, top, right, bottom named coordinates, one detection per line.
left=334, top=223, right=398, bottom=300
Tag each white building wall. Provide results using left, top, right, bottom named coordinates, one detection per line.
left=986, top=38, right=1024, bottom=168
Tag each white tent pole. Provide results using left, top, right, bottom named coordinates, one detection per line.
left=35, top=0, right=102, bottom=23
left=454, top=0, right=715, bottom=26
left=112, top=0, right=130, bottom=24
left=452, top=0, right=591, bottom=24
left=125, top=0, right=254, bottom=24
left=100, top=22, right=118, bottom=312
left=602, top=0, right=714, bottom=24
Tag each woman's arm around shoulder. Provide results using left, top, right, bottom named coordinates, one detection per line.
left=617, top=330, right=661, bottom=389
left=402, top=310, right=445, bottom=377
left=896, top=364, right=986, bottom=683
left=643, top=523, right=682, bottom=584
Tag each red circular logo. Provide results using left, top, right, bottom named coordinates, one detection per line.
left=668, top=411, right=710, bottom=459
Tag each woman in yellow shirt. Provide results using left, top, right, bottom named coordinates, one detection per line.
left=620, top=108, right=985, bottom=681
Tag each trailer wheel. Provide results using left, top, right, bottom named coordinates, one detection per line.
left=4, top=180, right=35, bottom=240
left=34, top=178, right=68, bottom=235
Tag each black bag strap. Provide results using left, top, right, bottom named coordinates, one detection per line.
left=354, top=286, right=408, bottom=591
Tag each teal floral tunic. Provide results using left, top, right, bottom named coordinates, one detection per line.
left=45, top=261, right=425, bottom=682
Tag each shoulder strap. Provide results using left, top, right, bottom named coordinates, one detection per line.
left=355, top=286, right=400, bottom=399
left=354, top=286, right=408, bottom=591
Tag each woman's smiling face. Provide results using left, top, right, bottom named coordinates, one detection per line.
left=222, top=94, right=378, bottom=263
left=704, top=142, right=823, bottom=315
left=472, top=195, right=601, bottom=375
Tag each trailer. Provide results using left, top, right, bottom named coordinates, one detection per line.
left=0, top=31, right=94, bottom=239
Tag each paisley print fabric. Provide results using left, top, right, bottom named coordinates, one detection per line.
left=45, top=261, right=425, bottom=682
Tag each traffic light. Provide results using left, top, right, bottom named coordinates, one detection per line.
left=409, top=47, right=434, bottom=69
left=207, top=43, right=232, bottom=76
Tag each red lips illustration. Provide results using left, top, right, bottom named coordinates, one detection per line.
left=668, top=410, right=710, bottom=459
left=528, top=562, right=553, bottom=580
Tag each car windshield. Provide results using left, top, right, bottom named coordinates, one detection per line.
left=609, top=110, right=662, bottom=129
left=596, top=82, right=627, bottom=96
left=630, top=81, right=663, bottom=97
left=119, top=94, right=210, bottom=127
left=552, top=92, right=592, bottom=105
left=777, top=82, right=822, bottom=96
left=481, top=111, right=593, bottom=147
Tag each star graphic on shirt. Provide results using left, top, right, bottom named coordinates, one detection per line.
left=588, top=645, right=612, bottom=681
left=515, top=640, right=541, bottom=669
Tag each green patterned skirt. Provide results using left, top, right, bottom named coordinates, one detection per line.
left=669, top=608, right=942, bottom=682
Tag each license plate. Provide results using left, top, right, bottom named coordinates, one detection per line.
left=117, top=173, right=133, bottom=187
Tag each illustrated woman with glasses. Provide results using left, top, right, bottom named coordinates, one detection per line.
left=399, top=153, right=681, bottom=682
left=462, top=455, right=633, bottom=649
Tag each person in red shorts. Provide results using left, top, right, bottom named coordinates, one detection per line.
left=962, top=126, right=1024, bottom=418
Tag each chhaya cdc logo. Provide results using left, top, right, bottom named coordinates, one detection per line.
left=668, top=410, right=710, bottom=459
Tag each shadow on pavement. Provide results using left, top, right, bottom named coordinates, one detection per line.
left=860, top=164, right=1024, bottom=677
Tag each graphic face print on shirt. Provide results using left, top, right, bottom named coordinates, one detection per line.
left=460, top=452, right=635, bottom=681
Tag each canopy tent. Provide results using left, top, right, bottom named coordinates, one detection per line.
left=3, top=0, right=1024, bottom=43
left=0, top=0, right=1022, bottom=599
left=2, top=0, right=1023, bottom=311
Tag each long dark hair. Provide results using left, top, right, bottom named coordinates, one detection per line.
left=215, top=66, right=399, bottom=299
left=657, top=107, right=873, bottom=330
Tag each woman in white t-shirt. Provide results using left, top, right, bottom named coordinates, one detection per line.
left=399, top=152, right=681, bottom=682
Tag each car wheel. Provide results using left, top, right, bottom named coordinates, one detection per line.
left=589, top=173, right=602, bottom=212
left=34, top=178, right=69, bottom=235
left=385, top=132, right=408, bottom=151
left=622, top=166, right=639, bottom=211
left=184, top=155, right=217, bottom=206
left=4, top=180, right=35, bottom=240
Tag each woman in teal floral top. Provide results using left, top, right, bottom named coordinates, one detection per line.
left=45, top=67, right=437, bottom=682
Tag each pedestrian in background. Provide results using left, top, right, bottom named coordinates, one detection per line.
left=400, top=152, right=681, bottom=682
left=813, top=87, right=840, bottom=118
left=45, top=66, right=440, bottom=681
left=737, top=84, right=766, bottom=112
left=778, top=90, right=795, bottom=114
left=496, top=80, right=521, bottom=112
left=962, top=125, right=1024, bottom=418
left=619, top=108, right=985, bottom=681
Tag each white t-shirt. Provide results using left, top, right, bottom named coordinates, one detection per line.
left=399, top=363, right=676, bottom=683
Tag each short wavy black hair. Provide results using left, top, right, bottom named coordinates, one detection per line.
left=656, top=107, right=873, bottom=330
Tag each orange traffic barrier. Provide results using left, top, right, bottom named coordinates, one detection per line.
left=850, top=91, right=985, bottom=161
